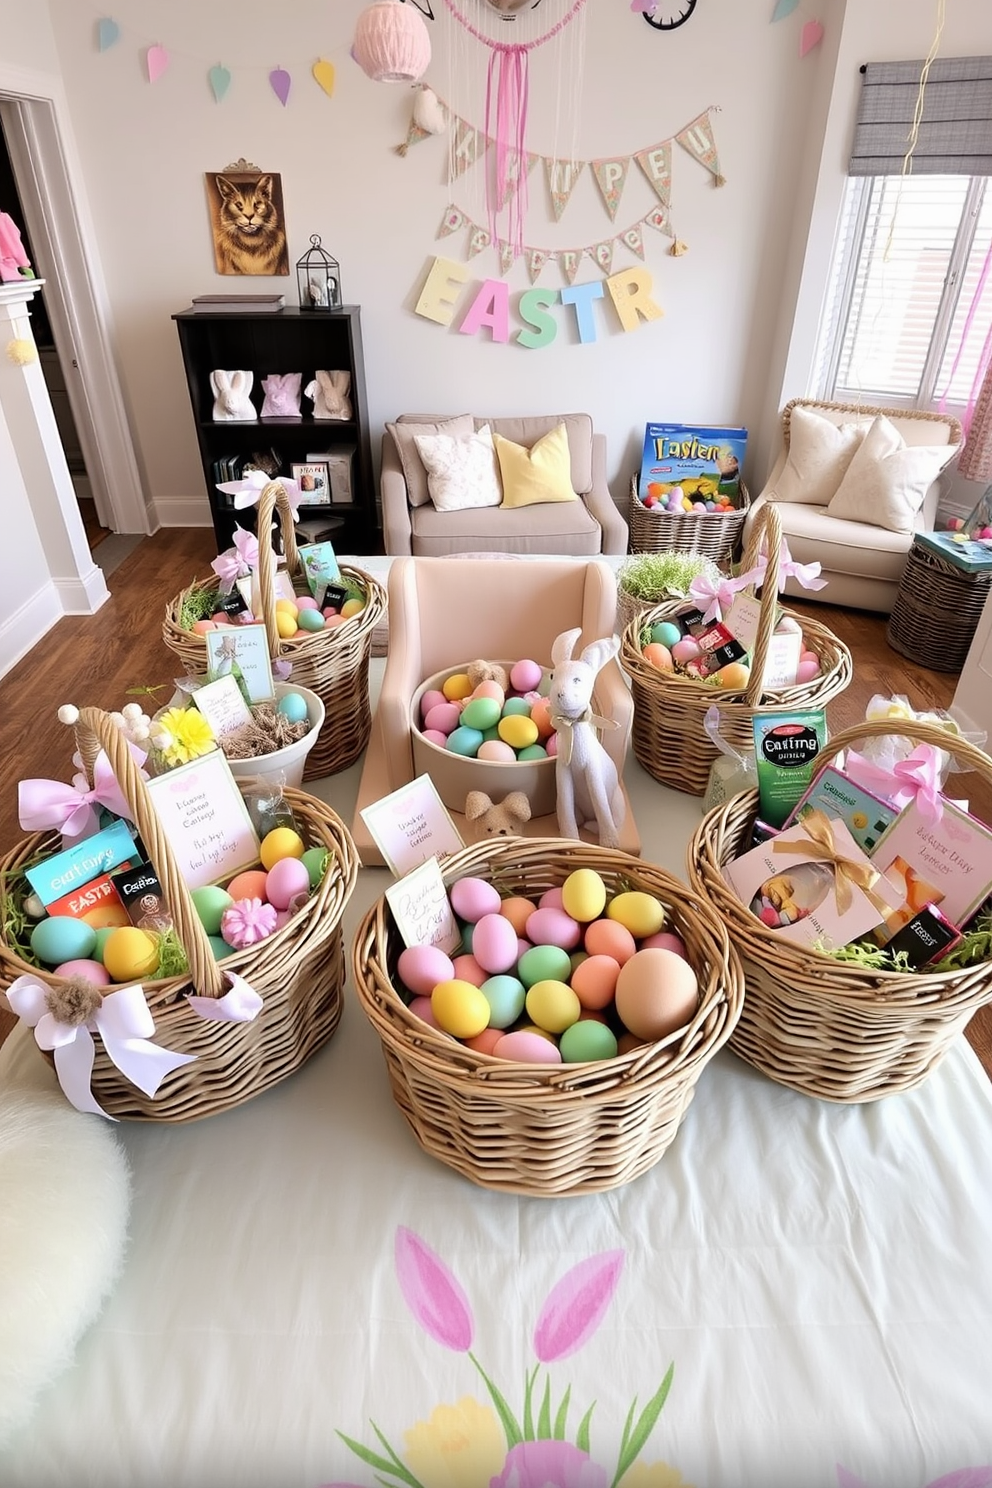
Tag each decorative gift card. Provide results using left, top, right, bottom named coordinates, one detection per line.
left=298, top=541, right=341, bottom=597
left=722, top=595, right=801, bottom=688
left=360, top=775, right=465, bottom=877
left=869, top=796, right=992, bottom=930
left=191, top=674, right=253, bottom=738
left=385, top=856, right=461, bottom=955
left=25, top=818, right=139, bottom=908
left=235, top=567, right=297, bottom=613
left=205, top=622, right=275, bottom=704
left=144, top=751, right=260, bottom=891
left=752, top=711, right=828, bottom=828
left=785, top=764, right=901, bottom=854
left=723, top=809, right=899, bottom=950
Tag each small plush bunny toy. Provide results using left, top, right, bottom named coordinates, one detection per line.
left=210, top=369, right=256, bottom=422
left=305, top=369, right=353, bottom=420
left=465, top=789, right=532, bottom=840
left=259, top=372, right=302, bottom=419
left=548, top=627, right=625, bottom=850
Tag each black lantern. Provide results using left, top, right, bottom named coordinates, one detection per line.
left=296, top=235, right=342, bottom=311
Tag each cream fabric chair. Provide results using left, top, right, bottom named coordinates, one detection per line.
left=744, top=399, right=962, bottom=613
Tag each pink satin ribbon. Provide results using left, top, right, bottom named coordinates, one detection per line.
left=844, top=745, right=946, bottom=823
left=210, top=526, right=259, bottom=594
left=18, top=749, right=137, bottom=843
left=757, top=537, right=828, bottom=593
left=688, top=565, right=764, bottom=624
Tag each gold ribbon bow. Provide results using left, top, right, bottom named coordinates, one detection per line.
left=549, top=709, right=618, bottom=768
left=773, top=807, right=887, bottom=917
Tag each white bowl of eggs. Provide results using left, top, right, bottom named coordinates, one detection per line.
left=410, top=660, right=558, bottom=818
left=223, top=682, right=326, bottom=789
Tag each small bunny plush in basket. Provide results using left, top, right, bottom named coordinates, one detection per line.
left=549, top=627, right=625, bottom=850
left=210, top=369, right=256, bottom=422
left=260, top=372, right=302, bottom=419
left=305, top=369, right=353, bottom=421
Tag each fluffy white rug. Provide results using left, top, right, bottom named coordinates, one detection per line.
left=0, top=1087, right=131, bottom=1446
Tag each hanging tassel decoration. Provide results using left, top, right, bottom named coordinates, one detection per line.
left=670, top=239, right=689, bottom=257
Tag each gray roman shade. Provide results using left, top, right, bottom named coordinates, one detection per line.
left=850, top=56, right=992, bottom=176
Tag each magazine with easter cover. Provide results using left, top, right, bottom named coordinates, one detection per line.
left=638, top=422, right=748, bottom=504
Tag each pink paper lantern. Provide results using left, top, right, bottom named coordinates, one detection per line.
left=352, top=0, right=431, bottom=84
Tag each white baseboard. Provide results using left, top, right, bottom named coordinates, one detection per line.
left=0, top=581, right=63, bottom=679
left=154, top=495, right=213, bottom=528
left=53, top=563, right=111, bottom=615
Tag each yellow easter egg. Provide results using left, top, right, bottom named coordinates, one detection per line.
left=276, top=611, right=299, bottom=639
left=714, top=661, right=751, bottom=690
left=432, top=979, right=492, bottom=1039
left=275, top=598, right=299, bottom=616
left=606, top=890, right=666, bottom=939
left=561, top=868, right=608, bottom=923
left=442, top=672, right=473, bottom=702
left=498, top=714, right=539, bottom=750
left=341, top=597, right=366, bottom=619
left=525, top=979, right=581, bottom=1035
left=102, top=926, right=160, bottom=982
left=260, top=826, right=306, bottom=870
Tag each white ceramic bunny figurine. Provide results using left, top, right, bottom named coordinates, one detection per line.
left=548, top=627, right=625, bottom=850
left=210, top=369, right=256, bottom=422
left=305, top=369, right=353, bottom=420
left=260, top=372, right=302, bottom=419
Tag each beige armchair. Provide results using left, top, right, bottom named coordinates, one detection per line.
left=381, top=412, right=629, bottom=557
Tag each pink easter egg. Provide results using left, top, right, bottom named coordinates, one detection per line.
left=671, top=637, right=702, bottom=666
left=322, top=606, right=339, bottom=618
left=450, top=876, right=502, bottom=922
left=640, top=930, right=688, bottom=958
left=796, top=658, right=821, bottom=684
left=492, top=1029, right=562, bottom=1064
left=408, top=995, right=443, bottom=1029
left=53, top=958, right=111, bottom=985
left=192, top=619, right=217, bottom=635
left=545, top=733, right=558, bottom=757
left=516, top=936, right=532, bottom=961
left=210, top=612, right=234, bottom=625
left=398, top=943, right=456, bottom=996
left=265, top=855, right=312, bottom=911
left=510, top=658, right=543, bottom=693
left=451, top=953, right=487, bottom=987
left=472, top=680, right=506, bottom=705
left=526, top=905, right=582, bottom=951
left=478, top=739, right=517, bottom=762
left=421, top=688, right=447, bottom=718
left=425, top=702, right=461, bottom=735
left=324, top=614, right=345, bottom=628
left=274, top=910, right=293, bottom=929
left=296, top=595, right=319, bottom=610
left=538, top=887, right=565, bottom=910
left=471, top=912, right=520, bottom=975
left=421, top=728, right=449, bottom=748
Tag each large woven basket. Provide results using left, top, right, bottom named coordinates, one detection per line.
left=162, top=481, right=387, bottom=777
left=351, top=836, right=744, bottom=1196
left=628, top=474, right=750, bottom=563
left=619, top=503, right=853, bottom=795
left=685, top=716, right=992, bottom=1103
left=886, top=538, right=992, bottom=673
left=0, top=707, right=359, bottom=1122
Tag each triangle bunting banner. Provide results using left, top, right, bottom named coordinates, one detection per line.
left=620, top=224, right=645, bottom=259
left=525, top=248, right=549, bottom=284
left=467, top=226, right=492, bottom=259
left=676, top=110, right=725, bottom=186
left=449, top=118, right=488, bottom=181
left=634, top=141, right=672, bottom=208
left=591, top=157, right=630, bottom=222
left=544, top=158, right=585, bottom=222
left=559, top=249, right=583, bottom=285
left=592, top=240, right=616, bottom=275
left=436, top=205, right=468, bottom=239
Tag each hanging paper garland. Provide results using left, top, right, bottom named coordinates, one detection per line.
left=675, top=110, right=724, bottom=186
left=96, top=17, right=120, bottom=51
left=96, top=26, right=336, bottom=102
left=269, top=67, right=292, bottom=106
left=146, top=45, right=170, bottom=84
left=209, top=64, right=231, bottom=103
left=312, top=59, right=336, bottom=97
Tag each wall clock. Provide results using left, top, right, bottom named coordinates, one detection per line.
left=640, top=0, right=697, bottom=32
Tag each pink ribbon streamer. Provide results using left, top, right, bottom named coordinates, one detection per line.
left=18, top=749, right=137, bottom=843
left=688, top=565, right=765, bottom=625
left=485, top=45, right=529, bottom=254
left=938, top=233, right=992, bottom=440
left=844, top=745, right=946, bottom=823
left=757, top=537, right=828, bottom=593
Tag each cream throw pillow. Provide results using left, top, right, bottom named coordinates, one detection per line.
left=771, top=405, right=871, bottom=505
left=826, top=414, right=956, bottom=534
left=387, top=415, right=475, bottom=507
left=495, top=423, right=577, bottom=508
left=413, top=424, right=503, bottom=512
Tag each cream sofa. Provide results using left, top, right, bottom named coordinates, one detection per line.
left=381, top=412, right=629, bottom=557
left=743, top=398, right=962, bottom=613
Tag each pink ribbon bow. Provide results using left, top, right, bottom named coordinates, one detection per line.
left=7, top=975, right=196, bottom=1120
left=215, top=468, right=302, bottom=518
left=688, top=565, right=765, bottom=625
left=18, top=749, right=138, bottom=843
left=210, top=525, right=259, bottom=594
left=187, top=973, right=263, bottom=1024
left=844, top=744, right=946, bottom=823
left=757, top=537, right=828, bottom=593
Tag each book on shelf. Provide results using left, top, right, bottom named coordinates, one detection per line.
left=190, top=293, right=285, bottom=314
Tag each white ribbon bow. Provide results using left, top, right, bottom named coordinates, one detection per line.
left=215, top=469, right=303, bottom=518
left=187, top=973, right=263, bottom=1023
left=7, top=976, right=196, bottom=1121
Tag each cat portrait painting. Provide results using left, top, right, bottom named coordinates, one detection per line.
left=205, top=164, right=290, bottom=277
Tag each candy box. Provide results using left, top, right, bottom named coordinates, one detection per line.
left=638, top=422, right=748, bottom=506
left=784, top=763, right=901, bottom=853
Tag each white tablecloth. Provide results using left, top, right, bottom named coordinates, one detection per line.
left=2, top=665, right=992, bottom=1488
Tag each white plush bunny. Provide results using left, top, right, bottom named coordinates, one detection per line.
left=305, top=369, right=353, bottom=421
left=548, top=627, right=625, bottom=850
left=210, top=369, right=256, bottom=422
left=260, top=372, right=302, bottom=419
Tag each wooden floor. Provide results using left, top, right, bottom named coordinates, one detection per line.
left=0, top=527, right=989, bottom=1078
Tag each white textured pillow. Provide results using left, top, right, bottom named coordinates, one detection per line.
left=772, top=406, right=871, bottom=505
left=413, top=424, right=503, bottom=512
left=826, top=414, right=956, bottom=534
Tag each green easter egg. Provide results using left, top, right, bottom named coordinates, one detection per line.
left=207, top=935, right=234, bottom=961
left=92, top=926, right=116, bottom=965
left=300, top=846, right=328, bottom=888
left=560, top=1020, right=619, bottom=1063
left=460, top=696, right=501, bottom=732
left=651, top=621, right=683, bottom=649
left=501, top=697, right=533, bottom=717
left=191, top=885, right=233, bottom=936
left=30, top=915, right=97, bottom=967
left=296, top=608, right=326, bottom=633
left=517, top=943, right=572, bottom=988
left=516, top=744, right=547, bottom=761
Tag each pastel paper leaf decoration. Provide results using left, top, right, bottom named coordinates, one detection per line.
left=312, top=59, right=336, bottom=97
left=771, top=0, right=801, bottom=18
left=394, top=1227, right=473, bottom=1352
left=269, top=67, right=292, bottom=107
left=97, top=17, right=120, bottom=51
left=800, top=18, right=824, bottom=56
left=209, top=64, right=231, bottom=103
left=533, top=1250, right=625, bottom=1363
left=146, top=45, right=169, bottom=84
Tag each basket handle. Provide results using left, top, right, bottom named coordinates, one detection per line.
left=811, top=714, right=992, bottom=787
left=70, top=708, right=225, bottom=998
left=738, top=501, right=782, bottom=707
left=255, top=480, right=303, bottom=659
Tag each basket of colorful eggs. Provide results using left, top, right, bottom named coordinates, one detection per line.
left=0, top=706, right=358, bottom=1122
left=619, top=504, right=853, bottom=796
left=162, top=481, right=387, bottom=778
left=351, top=836, right=744, bottom=1196
left=628, top=473, right=751, bottom=563
left=411, top=657, right=558, bottom=816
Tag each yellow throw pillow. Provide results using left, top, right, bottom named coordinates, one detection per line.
left=495, top=423, right=577, bottom=509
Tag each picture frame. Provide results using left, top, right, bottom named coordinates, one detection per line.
left=204, top=159, right=290, bottom=278
left=291, top=461, right=331, bottom=506
left=204, top=621, right=275, bottom=704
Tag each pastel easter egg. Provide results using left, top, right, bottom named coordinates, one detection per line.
left=275, top=598, right=299, bottom=617
left=478, top=740, right=517, bottom=762
left=207, top=936, right=233, bottom=962
left=525, top=979, right=581, bottom=1034
left=398, top=944, right=455, bottom=997
left=102, top=926, right=160, bottom=982
left=422, top=728, right=449, bottom=748
left=450, top=877, right=501, bottom=922
left=498, top=715, right=539, bottom=751
left=424, top=701, right=461, bottom=735
left=472, top=680, right=505, bottom=706
left=510, top=658, right=543, bottom=693
left=529, top=697, right=555, bottom=740
left=31, top=916, right=98, bottom=966
left=260, top=827, right=305, bottom=870
left=431, top=978, right=491, bottom=1039
left=191, top=619, right=217, bottom=635
left=296, top=595, right=319, bottom=610
left=516, top=943, right=572, bottom=988
left=191, top=885, right=234, bottom=935
left=322, top=607, right=339, bottom=619
left=465, top=1026, right=503, bottom=1054
left=714, top=662, right=750, bottom=690
left=442, top=672, right=473, bottom=702
left=525, top=906, right=581, bottom=951
left=559, top=1020, right=618, bottom=1063
left=92, top=927, right=116, bottom=964
left=276, top=691, right=310, bottom=724
left=210, top=613, right=233, bottom=626
left=641, top=930, right=688, bottom=958
left=606, top=890, right=666, bottom=939
left=501, top=697, right=532, bottom=718
left=52, top=958, right=111, bottom=986
left=584, top=917, right=637, bottom=965
left=300, top=847, right=328, bottom=888
left=671, top=637, right=702, bottom=667
left=446, top=725, right=484, bottom=757
left=492, top=1029, right=562, bottom=1064
left=297, top=608, right=325, bottom=633
left=479, top=974, right=526, bottom=1029
left=421, top=689, right=447, bottom=719
left=408, top=995, right=444, bottom=1029
left=452, top=953, right=487, bottom=987
left=776, top=615, right=803, bottom=636
left=517, top=745, right=547, bottom=761
left=570, top=954, right=621, bottom=1011
left=615, top=948, right=698, bottom=1042
left=340, top=597, right=366, bottom=619
left=796, top=657, right=821, bottom=684
left=275, top=611, right=298, bottom=639
left=643, top=642, right=674, bottom=672
left=561, top=868, right=608, bottom=922
left=498, top=896, right=537, bottom=936
left=226, top=869, right=270, bottom=902
left=545, top=733, right=558, bottom=758
left=650, top=621, right=683, bottom=649
left=471, top=912, right=520, bottom=975
left=323, top=614, right=346, bottom=628
left=539, top=888, right=564, bottom=910
left=460, top=696, right=501, bottom=732
left=265, top=855, right=312, bottom=911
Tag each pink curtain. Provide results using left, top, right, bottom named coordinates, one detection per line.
left=959, top=359, right=992, bottom=483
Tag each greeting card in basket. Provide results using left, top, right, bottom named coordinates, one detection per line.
left=723, top=809, right=899, bottom=950
left=869, top=796, right=992, bottom=930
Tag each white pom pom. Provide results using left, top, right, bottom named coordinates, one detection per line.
left=122, top=702, right=143, bottom=721
left=57, top=705, right=79, bottom=725
left=109, top=711, right=126, bottom=729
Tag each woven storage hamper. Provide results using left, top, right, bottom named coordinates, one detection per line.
left=351, top=836, right=744, bottom=1197
left=162, top=481, right=387, bottom=778
left=628, top=474, right=750, bottom=563
left=685, top=716, right=992, bottom=1104
left=619, top=503, right=853, bottom=796
left=886, top=538, right=992, bottom=673
left=0, top=707, right=358, bottom=1122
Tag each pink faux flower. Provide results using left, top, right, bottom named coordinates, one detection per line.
left=220, top=897, right=277, bottom=949
left=490, top=1441, right=608, bottom=1488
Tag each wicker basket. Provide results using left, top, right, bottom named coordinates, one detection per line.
left=351, top=836, right=744, bottom=1196
left=619, top=503, right=853, bottom=795
left=0, top=707, right=359, bottom=1122
left=685, top=715, right=992, bottom=1104
left=162, top=481, right=387, bottom=778
left=628, top=474, right=750, bottom=563
left=886, top=538, right=992, bottom=673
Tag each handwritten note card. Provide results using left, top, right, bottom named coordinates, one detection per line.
left=385, top=857, right=460, bottom=954
left=360, top=775, right=464, bottom=877
left=205, top=622, right=275, bottom=704
left=145, top=752, right=260, bottom=890
left=191, top=674, right=253, bottom=738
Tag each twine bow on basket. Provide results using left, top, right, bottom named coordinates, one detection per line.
left=549, top=707, right=618, bottom=767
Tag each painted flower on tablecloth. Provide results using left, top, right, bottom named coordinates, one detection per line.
left=326, top=1227, right=690, bottom=1488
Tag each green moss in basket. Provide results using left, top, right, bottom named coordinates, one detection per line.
left=814, top=937, right=915, bottom=972
left=618, top=551, right=720, bottom=607
left=930, top=905, right=992, bottom=972
left=154, top=926, right=189, bottom=978
left=179, top=587, right=223, bottom=632
left=1, top=866, right=40, bottom=967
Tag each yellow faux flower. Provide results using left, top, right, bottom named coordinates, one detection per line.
left=619, top=1462, right=694, bottom=1488
left=402, top=1396, right=505, bottom=1488
left=150, top=706, right=216, bottom=767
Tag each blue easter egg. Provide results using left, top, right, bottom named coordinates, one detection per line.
left=277, top=691, right=310, bottom=724
left=447, top=725, right=484, bottom=757
left=296, top=608, right=326, bottom=633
